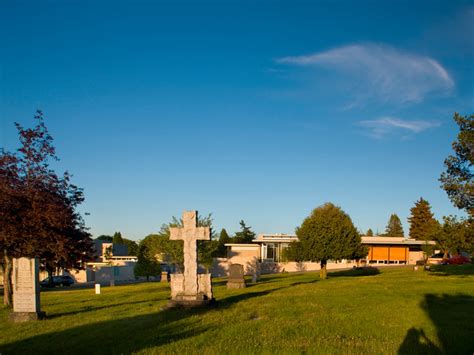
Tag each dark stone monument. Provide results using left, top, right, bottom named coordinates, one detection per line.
left=227, top=263, right=246, bottom=289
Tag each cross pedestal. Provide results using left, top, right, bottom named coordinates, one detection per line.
left=168, top=210, right=214, bottom=307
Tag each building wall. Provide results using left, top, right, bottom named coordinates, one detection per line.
left=367, top=246, right=409, bottom=262
left=91, top=265, right=135, bottom=284
left=408, top=251, right=424, bottom=264
left=264, top=260, right=358, bottom=273
left=227, top=245, right=260, bottom=274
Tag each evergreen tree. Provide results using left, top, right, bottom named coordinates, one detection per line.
left=408, top=198, right=436, bottom=240
left=288, top=202, right=363, bottom=279
left=439, top=113, right=473, bottom=217
left=366, top=228, right=374, bottom=236
left=215, top=228, right=231, bottom=257
left=233, top=220, right=256, bottom=243
left=385, top=214, right=404, bottom=237
left=112, top=231, right=124, bottom=245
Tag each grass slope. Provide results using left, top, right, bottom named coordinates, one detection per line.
left=1, top=266, right=473, bottom=354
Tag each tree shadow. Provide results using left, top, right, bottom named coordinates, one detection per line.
left=398, top=293, right=474, bottom=354
left=428, top=264, right=474, bottom=277
left=328, top=267, right=380, bottom=278
left=47, top=299, right=163, bottom=319
left=1, top=277, right=315, bottom=353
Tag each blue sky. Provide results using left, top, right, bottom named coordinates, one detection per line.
left=1, top=0, right=473, bottom=240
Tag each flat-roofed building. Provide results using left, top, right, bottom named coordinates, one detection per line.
left=224, top=234, right=433, bottom=274
left=361, top=236, right=434, bottom=265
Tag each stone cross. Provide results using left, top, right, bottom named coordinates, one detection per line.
left=170, top=211, right=210, bottom=296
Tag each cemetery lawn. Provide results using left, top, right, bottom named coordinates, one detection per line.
left=1, top=266, right=473, bottom=354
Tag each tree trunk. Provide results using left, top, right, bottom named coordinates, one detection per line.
left=443, top=249, right=449, bottom=259
left=3, top=250, right=13, bottom=307
left=47, top=267, right=54, bottom=287
left=320, top=260, right=327, bottom=279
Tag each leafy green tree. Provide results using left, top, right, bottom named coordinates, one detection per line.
left=385, top=214, right=404, bottom=237
left=198, top=239, right=219, bottom=272
left=439, top=113, right=474, bottom=218
left=289, top=202, right=363, bottom=279
left=0, top=111, right=92, bottom=305
left=139, top=212, right=216, bottom=272
left=134, top=238, right=161, bottom=281
left=366, top=229, right=374, bottom=236
left=431, top=216, right=473, bottom=258
left=112, top=231, right=124, bottom=245
left=122, top=238, right=138, bottom=256
left=408, top=198, right=436, bottom=240
left=96, top=235, right=113, bottom=242
left=233, top=220, right=256, bottom=243
left=215, top=228, right=231, bottom=257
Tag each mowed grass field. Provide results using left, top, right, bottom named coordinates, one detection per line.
left=1, top=265, right=473, bottom=354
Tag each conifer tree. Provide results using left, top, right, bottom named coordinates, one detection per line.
left=385, top=214, right=404, bottom=237
left=439, top=113, right=473, bottom=217
left=366, top=228, right=374, bottom=236
left=216, top=228, right=231, bottom=257
left=233, top=220, right=256, bottom=243
left=112, top=231, right=124, bottom=245
left=408, top=198, right=436, bottom=240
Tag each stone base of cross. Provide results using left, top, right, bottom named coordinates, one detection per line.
left=168, top=210, right=214, bottom=307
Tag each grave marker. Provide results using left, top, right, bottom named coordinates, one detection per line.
left=168, top=210, right=214, bottom=307
left=8, top=257, right=45, bottom=322
left=227, top=263, right=246, bottom=289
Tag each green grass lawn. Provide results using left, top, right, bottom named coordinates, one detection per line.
left=1, top=266, right=473, bottom=354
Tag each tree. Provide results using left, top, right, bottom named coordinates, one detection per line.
left=289, top=202, right=364, bottom=279
left=122, top=238, right=138, bottom=256
left=233, top=220, right=256, bottom=243
left=112, top=232, right=124, bottom=245
left=134, top=237, right=161, bottom=281
left=96, top=235, right=113, bottom=242
left=0, top=111, right=92, bottom=306
left=138, top=213, right=216, bottom=273
left=439, top=113, right=474, bottom=218
left=408, top=198, right=436, bottom=241
left=215, top=228, right=231, bottom=257
left=431, top=216, right=473, bottom=258
left=385, top=214, right=404, bottom=237
left=366, top=229, right=374, bottom=236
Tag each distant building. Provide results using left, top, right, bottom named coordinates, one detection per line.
left=223, top=233, right=434, bottom=275
left=361, top=236, right=434, bottom=265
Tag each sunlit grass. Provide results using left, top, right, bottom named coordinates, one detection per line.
left=1, top=266, right=473, bottom=354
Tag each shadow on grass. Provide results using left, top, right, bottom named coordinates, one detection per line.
left=47, top=299, right=163, bottom=319
left=1, top=277, right=318, bottom=354
left=328, top=267, right=380, bottom=278
left=398, top=293, right=474, bottom=354
left=428, top=264, right=474, bottom=277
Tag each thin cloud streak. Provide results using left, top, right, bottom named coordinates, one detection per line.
left=358, top=117, right=441, bottom=139
left=277, top=43, right=454, bottom=104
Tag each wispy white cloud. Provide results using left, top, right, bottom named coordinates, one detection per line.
left=277, top=43, right=454, bottom=105
left=358, top=117, right=441, bottom=139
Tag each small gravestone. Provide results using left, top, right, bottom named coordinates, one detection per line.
left=227, top=264, right=246, bottom=289
left=8, top=257, right=45, bottom=322
left=161, top=271, right=169, bottom=282
left=95, top=283, right=101, bottom=294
